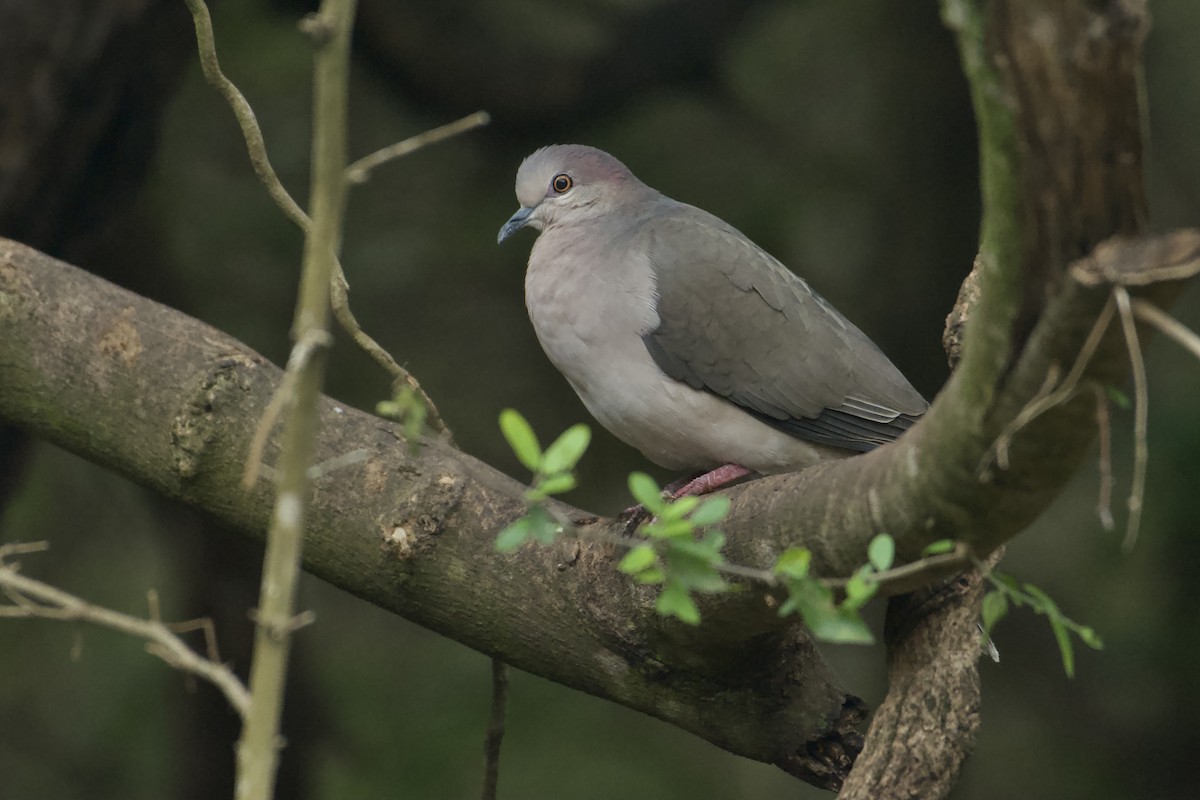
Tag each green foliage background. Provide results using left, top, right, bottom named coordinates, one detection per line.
left=2, top=1, right=1199, bottom=798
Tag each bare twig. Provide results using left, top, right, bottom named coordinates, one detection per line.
left=1092, top=385, right=1115, bottom=531
left=1113, top=287, right=1148, bottom=552
left=0, top=543, right=249, bottom=717
left=242, top=330, right=332, bottom=488
left=328, top=277, right=450, bottom=435
left=306, top=447, right=370, bottom=481
left=481, top=657, right=509, bottom=800
left=1132, top=298, right=1200, bottom=359
left=183, top=0, right=452, bottom=437
left=182, top=0, right=309, bottom=230
left=234, top=1, right=357, bottom=796
left=347, top=111, right=491, bottom=184
left=986, top=296, right=1116, bottom=472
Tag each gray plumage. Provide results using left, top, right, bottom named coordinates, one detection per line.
left=499, top=144, right=926, bottom=475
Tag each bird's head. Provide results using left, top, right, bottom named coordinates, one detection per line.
left=497, top=144, right=643, bottom=243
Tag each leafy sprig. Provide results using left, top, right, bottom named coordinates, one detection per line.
left=980, top=570, right=1103, bottom=677
left=492, top=411, right=897, bottom=641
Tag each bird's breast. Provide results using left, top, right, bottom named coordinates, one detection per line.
left=524, top=226, right=659, bottom=390
left=521, top=225, right=829, bottom=472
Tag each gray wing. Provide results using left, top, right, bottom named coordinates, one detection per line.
left=640, top=210, right=928, bottom=453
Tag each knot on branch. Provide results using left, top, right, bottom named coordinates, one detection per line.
left=171, top=354, right=259, bottom=479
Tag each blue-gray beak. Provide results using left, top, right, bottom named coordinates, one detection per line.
left=497, top=206, right=534, bottom=244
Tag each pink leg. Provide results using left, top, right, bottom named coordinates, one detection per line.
left=619, top=464, right=754, bottom=535
left=666, top=463, right=754, bottom=499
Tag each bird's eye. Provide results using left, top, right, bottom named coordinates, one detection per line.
left=551, top=173, right=573, bottom=194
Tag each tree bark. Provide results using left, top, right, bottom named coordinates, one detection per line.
left=2, top=0, right=1197, bottom=793
left=2, top=222, right=1196, bottom=789
left=0, top=241, right=863, bottom=787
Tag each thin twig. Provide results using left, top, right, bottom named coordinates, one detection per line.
left=1114, top=287, right=1148, bottom=552
left=1132, top=298, right=1200, bottom=359
left=0, top=544, right=249, bottom=717
left=985, top=296, right=1116, bottom=472
left=560, top=505, right=970, bottom=596
left=234, top=0, right=356, bottom=795
left=182, top=0, right=309, bottom=230
left=1091, top=385, right=1115, bottom=531
left=183, top=0, right=451, bottom=437
left=306, top=447, right=370, bottom=481
left=327, top=277, right=450, bottom=435
left=481, top=657, right=509, bottom=800
left=347, top=111, right=491, bottom=184
left=242, top=330, right=332, bottom=488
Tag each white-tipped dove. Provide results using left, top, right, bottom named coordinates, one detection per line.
left=498, top=144, right=927, bottom=497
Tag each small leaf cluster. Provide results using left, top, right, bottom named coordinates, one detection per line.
left=495, top=409, right=590, bottom=552
left=376, top=386, right=427, bottom=454
left=771, top=533, right=896, bottom=644
left=981, top=572, right=1103, bottom=678
left=492, top=412, right=898, bottom=643
left=616, top=473, right=732, bottom=625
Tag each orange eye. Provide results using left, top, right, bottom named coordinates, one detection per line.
left=551, top=173, right=573, bottom=193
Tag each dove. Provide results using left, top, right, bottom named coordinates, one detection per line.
left=498, top=145, right=926, bottom=498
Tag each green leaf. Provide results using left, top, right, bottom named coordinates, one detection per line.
left=656, top=581, right=701, bottom=625
left=495, top=517, right=532, bottom=552
left=658, top=496, right=699, bottom=521
left=398, top=388, right=427, bottom=445
left=645, top=519, right=695, bottom=540
left=992, top=572, right=1023, bottom=598
left=1021, top=582, right=1057, bottom=613
left=788, top=581, right=874, bottom=644
left=921, top=539, right=957, bottom=556
left=1076, top=626, right=1104, bottom=650
left=499, top=409, right=542, bottom=472
left=618, top=544, right=658, bottom=575
left=628, top=472, right=667, bottom=515
left=633, top=567, right=665, bottom=584
left=697, top=529, right=726, bottom=553
left=535, top=472, right=577, bottom=497
left=663, top=548, right=727, bottom=593
left=1105, top=385, right=1131, bottom=409
left=980, top=590, right=1008, bottom=636
left=867, top=534, right=895, bottom=572
left=774, top=548, right=812, bottom=580
left=668, top=538, right=726, bottom=565
left=809, top=608, right=876, bottom=645
left=778, top=577, right=827, bottom=618
left=1049, top=614, right=1076, bottom=678
left=689, top=496, right=730, bottom=527
left=842, top=566, right=879, bottom=611
left=541, top=424, right=591, bottom=474
left=526, top=506, right=561, bottom=545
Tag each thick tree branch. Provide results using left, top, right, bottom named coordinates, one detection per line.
left=2, top=2, right=1196, bottom=792
left=1, top=226, right=1195, bottom=789
left=837, top=551, right=1001, bottom=800
left=0, top=241, right=860, bottom=788
left=835, top=4, right=1165, bottom=798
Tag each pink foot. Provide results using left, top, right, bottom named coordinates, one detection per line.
left=619, top=464, right=754, bottom=535
left=666, top=463, right=753, bottom=498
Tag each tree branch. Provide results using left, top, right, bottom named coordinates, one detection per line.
left=0, top=542, right=250, bottom=718
left=1, top=219, right=1195, bottom=787
left=0, top=242, right=861, bottom=787
left=838, top=551, right=1002, bottom=799
left=2, top=0, right=1195, bottom=791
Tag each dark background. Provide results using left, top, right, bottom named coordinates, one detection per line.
left=1, top=1, right=1198, bottom=798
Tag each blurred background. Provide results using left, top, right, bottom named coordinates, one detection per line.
left=0, top=0, right=1197, bottom=798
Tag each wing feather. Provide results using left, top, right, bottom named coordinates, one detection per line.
left=639, top=207, right=927, bottom=452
